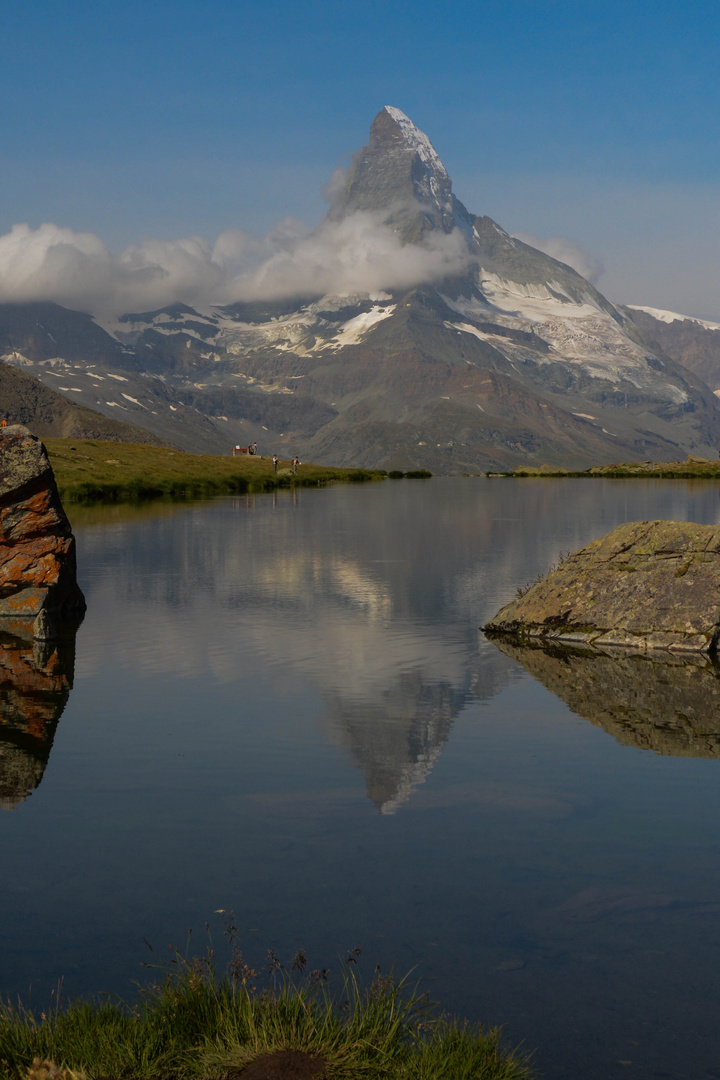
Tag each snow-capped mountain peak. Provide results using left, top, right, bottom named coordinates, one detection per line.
left=379, top=106, right=450, bottom=180
left=329, top=105, right=464, bottom=239
left=4, top=106, right=720, bottom=473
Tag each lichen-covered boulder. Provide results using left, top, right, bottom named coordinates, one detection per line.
left=483, top=520, right=720, bottom=653
left=0, top=425, right=85, bottom=624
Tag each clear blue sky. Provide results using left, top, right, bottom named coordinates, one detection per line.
left=2, top=0, right=720, bottom=316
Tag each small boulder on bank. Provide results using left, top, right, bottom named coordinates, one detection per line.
left=484, top=520, right=720, bottom=654
left=0, top=425, right=85, bottom=629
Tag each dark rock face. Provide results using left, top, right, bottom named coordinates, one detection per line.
left=0, top=425, right=85, bottom=625
left=484, top=520, right=720, bottom=653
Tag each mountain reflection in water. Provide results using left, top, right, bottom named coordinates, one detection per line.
left=74, top=489, right=525, bottom=814
left=0, top=624, right=78, bottom=808
left=6, top=479, right=720, bottom=1080
left=492, top=636, right=720, bottom=757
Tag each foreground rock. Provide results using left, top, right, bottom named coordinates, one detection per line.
left=484, top=520, right=720, bottom=653
left=493, top=637, right=720, bottom=758
left=0, top=425, right=85, bottom=631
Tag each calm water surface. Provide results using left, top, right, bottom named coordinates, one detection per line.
left=3, top=478, right=720, bottom=1080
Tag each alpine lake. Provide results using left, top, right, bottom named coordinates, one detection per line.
left=3, top=476, right=720, bottom=1080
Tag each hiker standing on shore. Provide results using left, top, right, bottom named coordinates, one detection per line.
left=272, top=455, right=279, bottom=473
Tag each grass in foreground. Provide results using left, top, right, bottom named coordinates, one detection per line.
left=0, top=943, right=532, bottom=1080
left=44, top=440, right=385, bottom=504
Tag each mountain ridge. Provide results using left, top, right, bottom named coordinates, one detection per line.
left=3, top=106, right=720, bottom=470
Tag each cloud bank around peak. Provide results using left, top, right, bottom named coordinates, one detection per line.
left=0, top=209, right=473, bottom=317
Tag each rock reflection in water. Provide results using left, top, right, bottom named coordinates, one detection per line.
left=492, top=636, right=720, bottom=757
left=0, top=623, right=78, bottom=808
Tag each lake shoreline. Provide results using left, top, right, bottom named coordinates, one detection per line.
left=486, top=456, right=720, bottom=479
left=3, top=959, right=532, bottom=1080
left=44, top=439, right=386, bottom=503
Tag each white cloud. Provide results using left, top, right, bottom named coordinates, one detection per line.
left=0, top=208, right=473, bottom=317
left=512, top=230, right=605, bottom=284
left=219, top=208, right=473, bottom=302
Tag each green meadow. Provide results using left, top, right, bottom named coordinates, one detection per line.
left=44, top=441, right=385, bottom=503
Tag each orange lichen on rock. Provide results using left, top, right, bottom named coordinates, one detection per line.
left=0, top=425, right=85, bottom=623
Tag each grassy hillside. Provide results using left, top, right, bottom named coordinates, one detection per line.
left=45, top=439, right=384, bottom=502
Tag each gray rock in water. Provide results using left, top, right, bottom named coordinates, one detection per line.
left=484, top=520, right=720, bottom=654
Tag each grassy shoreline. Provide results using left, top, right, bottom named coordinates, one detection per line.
left=42, top=442, right=720, bottom=500
left=0, top=952, right=532, bottom=1080
left=486, top=456, right=720, bottom=479
left=45, top=441, right=385, bottom=503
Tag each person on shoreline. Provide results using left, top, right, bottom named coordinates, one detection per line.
left=272, top=455, right=279, bottom=473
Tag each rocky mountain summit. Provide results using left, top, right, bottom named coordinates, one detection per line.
left=3, top=108, right=720, bottom=470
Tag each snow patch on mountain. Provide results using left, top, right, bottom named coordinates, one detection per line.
left=628, top=305, right=720, bottom=331
left=383, top=107, right=449, bottom=179
left=444, top=292, right=690, bottom=403
left=121, top=393, right=148, bottom=409
left=219, top=299, right=395, bottom=357
left=478, top=272, right=601, bottom=321
left=445, top=321, right=496, bottom=344
left=329, top=305, right=396, bottom=348
left=1, top=351, right=32, bottom=367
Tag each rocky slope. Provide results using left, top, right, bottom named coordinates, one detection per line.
left=4, top=109, right=720, bottom=470
left=623, top=305, right=720, bottom=396
left=0, top=353, right=172, bottom=445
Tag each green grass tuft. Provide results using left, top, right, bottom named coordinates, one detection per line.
left=0, top=942, right=533, bottom=1080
